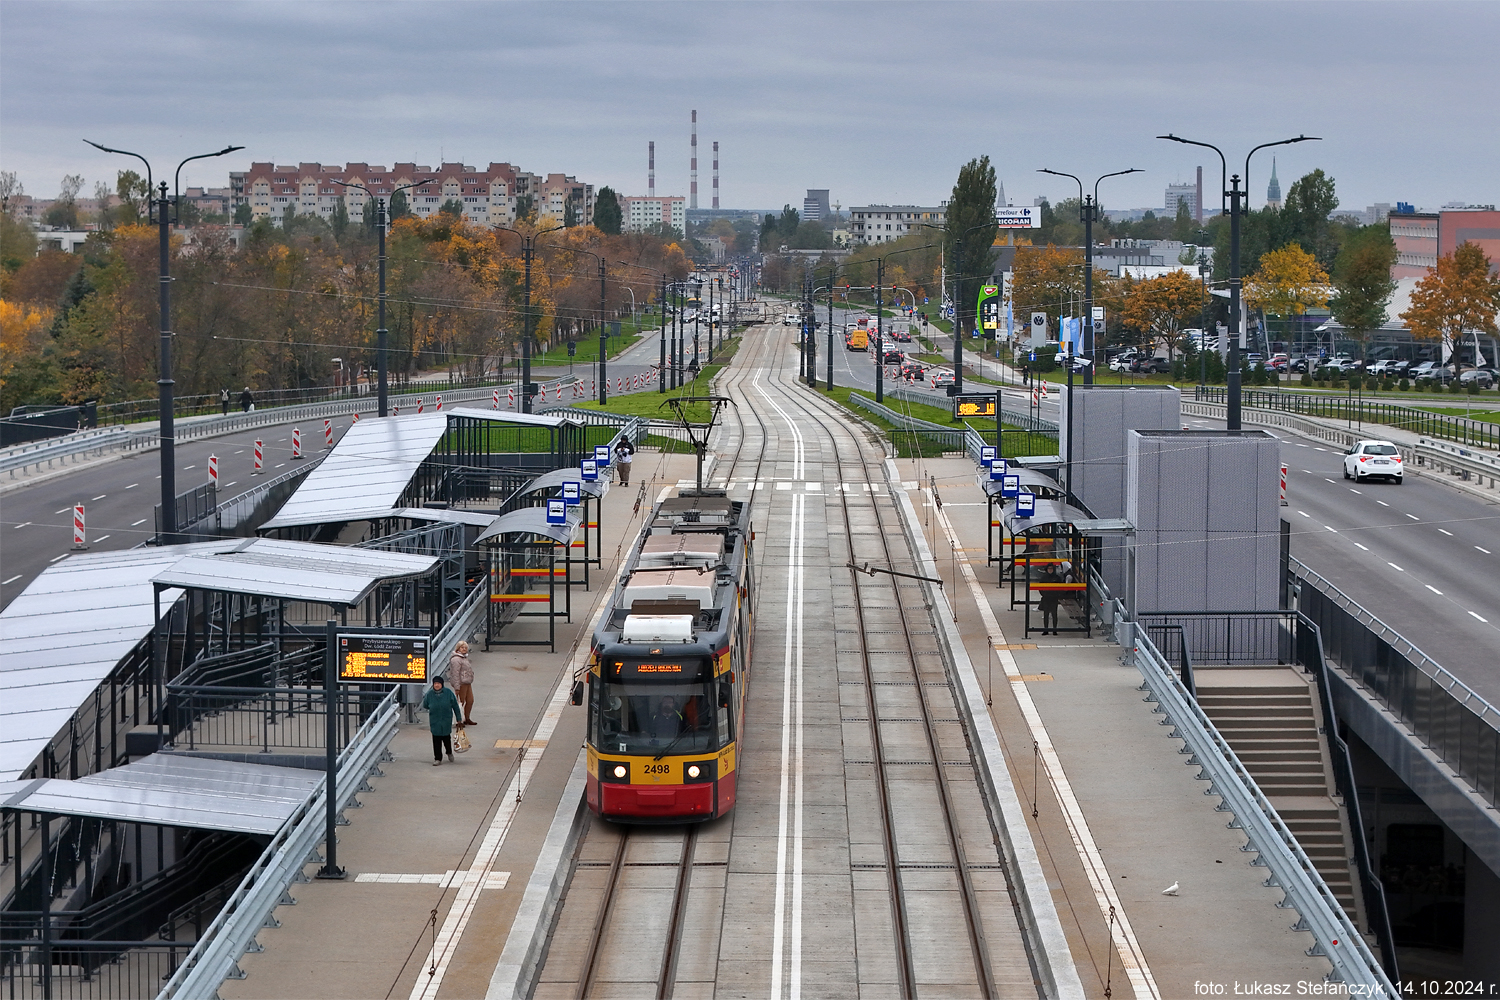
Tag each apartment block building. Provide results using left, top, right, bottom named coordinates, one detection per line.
left=621, top=195, right=686, bottom=233
left=849, top=204, right=946, bottom=244
left=236, top=162, right=594, bottom=229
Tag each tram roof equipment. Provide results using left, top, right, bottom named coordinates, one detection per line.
left=0, top=753, right=321, bottom=834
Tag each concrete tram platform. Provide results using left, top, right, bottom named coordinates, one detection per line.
left=904, top=455, right=1332, bottom=997
left=217, top=450, right=700, bottom=1000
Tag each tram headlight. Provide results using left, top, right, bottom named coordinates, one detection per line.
left=613, top=765, right=627, bottom=779
left=687, top=765, right=701, bottom=778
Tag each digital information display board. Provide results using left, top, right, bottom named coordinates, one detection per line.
left=954, top=394, right=998, bottom=418
left=338, top=632, right=429, bottom=682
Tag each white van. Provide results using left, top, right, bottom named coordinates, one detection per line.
left=783, top=312, right=799, bottom=326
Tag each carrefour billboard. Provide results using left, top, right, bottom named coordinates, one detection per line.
left=995, top=207, right=1040, bottom=229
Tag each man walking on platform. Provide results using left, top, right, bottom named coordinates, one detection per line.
left=614, top=435, right=635, bottom=486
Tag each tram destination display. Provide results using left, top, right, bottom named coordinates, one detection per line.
left=337, top=632, right=429, bottom=682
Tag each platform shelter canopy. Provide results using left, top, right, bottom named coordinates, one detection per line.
left=260, top=505, right=498, bottom=531
left=518, top=468, right=608, bottom=499
left=0, top=753, right=321, bottom=835
left=261, top=414, right=449, bottom=529
left=476, top=505, right=586, bottom=548
left=1001, top=499, right=1094, bottom=535
left=982, top=469, right=1064, bottom=497
left=0, top=545, right=219, bottom=781
left=150, top=537, right=438, bottom=606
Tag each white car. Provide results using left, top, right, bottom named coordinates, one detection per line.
left=1343, top=440, right=1403, bottom=484
left=783, top=312, right=798, bottom=326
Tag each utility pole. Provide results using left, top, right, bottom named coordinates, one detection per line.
left=598, top=257, right=608, bottom=404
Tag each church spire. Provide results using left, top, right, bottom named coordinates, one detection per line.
left=1266, top=157, right=1283, bottom=211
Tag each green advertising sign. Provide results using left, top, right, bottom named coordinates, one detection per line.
left=976, top=284, right=1001, bottom=336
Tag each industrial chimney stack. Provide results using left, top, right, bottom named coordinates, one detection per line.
left=690, top=110, right=698, bottom=210
left=649, top=141, right=655, bottom=197
left=712, top=141, right=719, bottom=209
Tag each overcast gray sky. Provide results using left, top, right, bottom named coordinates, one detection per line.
left=3, top=1, right=1496, bottom=216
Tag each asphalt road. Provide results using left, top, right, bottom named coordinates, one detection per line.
left=1180, top=412, right=1500, bottom=699
left=0, top=415, right=358, bottom=610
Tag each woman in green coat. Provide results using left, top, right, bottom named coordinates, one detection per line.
left=422, top=676, right=463, bottom=765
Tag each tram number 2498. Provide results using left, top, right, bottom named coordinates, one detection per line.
left=642, top=762, right=672, bottom=775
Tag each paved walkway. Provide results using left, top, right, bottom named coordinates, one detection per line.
left=902, top=455, right=1332, bottom=996
left=219, top=452, right=700, bottom=1000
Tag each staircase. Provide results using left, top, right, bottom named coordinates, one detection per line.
left=1194, top=667, right=1361, bottom=921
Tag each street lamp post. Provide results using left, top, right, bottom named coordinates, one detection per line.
left=873, top=244, right=936, bottom=404
left=1158, top=133, right=1320, bottom=429
left=85, top=140, right=242, bottom=543
left=497, top=224, right=566, bottom=412
left=823, top=262, right=838, bottom=390
left=614, top=260, right=670, bottom=395
left=554, top=245, right=610, bottom=404
left=1037, top=167, right=1142, bottom=385
left=334, top=176, right=436, bottom=416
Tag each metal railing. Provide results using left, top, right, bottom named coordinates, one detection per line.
left=156, top=686, right=399, bottom=999
left=0, top=941, right=188, bottom=999
left=1129, top=626, right=1397, bottom=991
left=162, top=686, right=385, bottom=755
left=1291, top=557, right=1500, bottom=809
left=1194, top=385, right=1500, bottom=450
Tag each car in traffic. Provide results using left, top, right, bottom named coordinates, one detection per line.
left=930, top=370, right=956, bottom=388
left=880, top=348, right=905, bottom=365
left=782, top=312, right=798, bottom=326
left=889, top=327, right=913, bottom=343
left=899, top=362, right=926, bottom=381
left=1343, top=440, right=1403, bottom=483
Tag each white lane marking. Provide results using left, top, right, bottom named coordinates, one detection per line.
left=131, top=519, right=147, bottom=526
left=91, top=494, right=107, bottom=501
left=1315, top=447, right=1327, bottom=452
left=1354, top=543, right=1369, bottom=551
left=184, top=466, right=195, bottom=470
left=1324, top=525, right=1338, bottom=532
left=1437, top=528, right=1453, bottom=536
left=1, top=575, right=21, bottom=585
left=1376, top=500, right=1389, bottom=507
left=928, top=493, right=1159, bottom=998
left=1405, top=514, right=1419, bottom=521
left=12, top=522, right=31, bottom=529
left=125, top=483, right=138, bottom=489
left=1349, top=488, right=1362, bottom=494
left=755, top=371, right=805, bottom=479
left=1389, top=563, right=1405, bottom=572
left=94, top=535, right=110, bottom=542
left=49, top=553, right=68, bottom=563
left=1426, top=584, right=1443, bottom=595
left=54, top=508, right=71, bottom=514
left=771, top=491, right=806, bottom=999
left=1296, top=443, right=1309, bottom=448
left=355, top=871, right=510, bottom=888
left=223, top=482, right=237, bottom=488
left=1297, top=511, right=1310, bottom=518
left=1324, top=478, right=1337, bottom=484
left=1478, top=547, right=1492, bottom=555
left=1470, top=611, right=1489, bottom=622
left=275, top=463, right=286, bottom=469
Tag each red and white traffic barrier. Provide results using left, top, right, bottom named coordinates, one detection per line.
left=492, top=388, right=500, bottom=409
left=208, top=454, right=219, bottom=488
left=324, top=419, right=333, bottom=448
left=292, top=428, right=303, bottom=460
left=393, top=402, right=400, bottom=415
left=73, top=504, right=86, bottom=549
left=616, top=378, right=622, bottom=393
left=556, top=384, right=563, bottom=400
left=507, top=387, right=515, bottom=407
left=1280, top=463, right=1289, bottom=506
left=436, top=395, right=443, bottom=411
left=253, top=439, right=264, bottom=475
left=416, top=398, right=424, bottom=414
left=591, top=380, right=596, bottom=396
left=352, top=412, right=360, bottom=423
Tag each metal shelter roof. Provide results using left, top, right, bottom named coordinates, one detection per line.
left=444, top=406, right=579, bottom=428
left=259, top=505, right=497, bottom=530
left=1002, top=499, right=1094, bottom=534
left=519, top=468, right=609, bottom=499
left=476, top=505, right=586, bottom=547
left=982, top=469, right=1065, bottom=497
left=0, top=544, right=223, bottom=782
left=150, top=537, right=439, bottom=605
left=0, top=753, right=321, bottom=835
left=261, top=414, right=449, bottom=529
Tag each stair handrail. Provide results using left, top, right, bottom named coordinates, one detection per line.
left=1294, top=615, right=1401, bottom=983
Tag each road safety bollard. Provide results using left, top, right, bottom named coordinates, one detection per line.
left=209, top=455, right=219, bottom=487
left=417, top=398, right=424, bottom=413
left=1281, top=463, right=1289, bottom=506
left=292, top=428, right=303, bottom=460
left=253, top=439, right=264, bottom=475
left=507, top=387, right=515, bottom=407
left=436, top=395, right=442, bottom=411
left=352, top=412, right=360, bottom=423
left=493, top=388, right=500, bottom=410
left=73, top=504, right=87, bottom=549
left=324, top=419, right=333, bottom=448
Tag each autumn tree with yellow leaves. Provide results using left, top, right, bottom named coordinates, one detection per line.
left=1121, top=269, right=1204, bottom=359
left=1243, top=243, right=1330, bottom=322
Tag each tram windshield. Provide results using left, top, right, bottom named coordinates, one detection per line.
left=592, top=679, right=724, bottom=756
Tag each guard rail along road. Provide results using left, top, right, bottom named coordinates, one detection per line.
left=2, top=377, right=585, bottom=480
